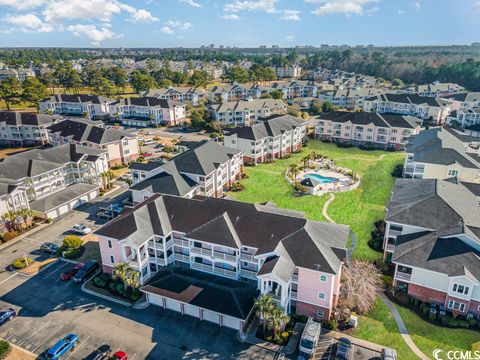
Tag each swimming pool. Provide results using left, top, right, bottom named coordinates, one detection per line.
left=304, top=173, right=339, bottom=184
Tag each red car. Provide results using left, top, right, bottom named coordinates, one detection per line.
left=110, top=351, right=127, bottom=360
left=60, top=263, right=84, bottom=281
left=142, top=152, right=152, bottom=157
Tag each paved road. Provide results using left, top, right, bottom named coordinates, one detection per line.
left=0, top=260, right=279, bottom=359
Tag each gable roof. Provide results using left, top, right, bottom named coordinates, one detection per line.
left=41, top=94, right=113, bottom=104
left=48, top=119, right=134, bottom=144
left=211, top=99, right=287, bottom=113
left=367, top=93, right=444, bottom=107
left=318, top=111, right=420, bottom=129
left=95, top=195, right=349, bottom=273
left=112, top=97, right=180, bottom=108
left=0, top=111, right=61, bottom=126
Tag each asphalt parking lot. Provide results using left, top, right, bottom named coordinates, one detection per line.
left=0, top=260, right=280, bottom=359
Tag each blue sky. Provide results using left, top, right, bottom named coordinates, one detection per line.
left=0, top=0, right=479, bottom=47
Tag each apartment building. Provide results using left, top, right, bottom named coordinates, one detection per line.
left=110, top=97, right=187, bottom=127
left=144, top=87, right=206, bottom=106
left=318, top=88, right=384, bottom=110
left=224, top=115, right=307, bottom=164
left=0, top=67, right=35, bottom=81
left=383, top=178, right=480, bottom=317
left=0, top=111, right=62, bottom=147
left=448, top=108, right=480, bottom=128
left=363, top=93, right=451, bottom=125
left=403, top=127, right=480, bottom=182
left=95, top=194, right=349, bottom=329
left=315, top=111, right=420, bottom=150
left=47, top=119, right=139, bottom=166
left=443, top=92, right=480, bottom=112
left=271, top=81, right=318, bottom=100
left=209, top=99, right=288, bottom=126
left=39, top=94, right=115, bottom=120
left=402, top=82, right=465, bottom=97
left=0, top=144, right=107, bottom=219
left=129, top=141, right=243, bottom=200
left=276, top=65, right=302, bottom=78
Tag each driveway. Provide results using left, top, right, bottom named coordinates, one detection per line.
left=0, top=260, right=280, bottom=359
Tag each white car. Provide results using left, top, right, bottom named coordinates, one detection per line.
left=72, top=224, right=92, bottom=235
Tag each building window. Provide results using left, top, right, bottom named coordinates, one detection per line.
left=316, top=309, right=324, bottom=317
left=452, top=284, right=469, bottom=295
left=318, top=292, right=326, bottom=300
left=107, top=240, right=112, bottom=248
left=110, top=255, right=115, bottom=264
left=448, top=169, right=459, bottom=177
left=320, top=275, right=327, bottom=282
left=447, top=300, right=465, bottom=312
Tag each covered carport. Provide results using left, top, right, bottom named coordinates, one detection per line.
left=141, top=265, right=259, bottom=331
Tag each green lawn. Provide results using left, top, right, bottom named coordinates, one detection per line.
left=351, top=298, right=419, bottom=359
left=229, top=140, right=405, bottom=260
left=395, top=304, right=480, bottom=356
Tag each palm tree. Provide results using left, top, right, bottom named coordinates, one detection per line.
left=310, top=151, right=318, bottom=161
left=255, top=294, right=275, bottom=336
left=124, top=269, right=141, bottom=290
left=100, top=172, right=108, bottom=190
left=2, top=210, right=18, bottom=231
left=18, top=208, right=33, bottom=228
left=269, top=307, right=290, bottom=336
left=113, top=262, right=129, bottom=283
left=106, top=170, right=116, bottom=189
left=302, top=155, right=310, bottom=169
left=288, top=164, right=300, bottom=182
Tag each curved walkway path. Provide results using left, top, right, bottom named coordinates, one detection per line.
left=378, top=293, right=430, bottom=360
left=322, top=193, right=336, bottom=223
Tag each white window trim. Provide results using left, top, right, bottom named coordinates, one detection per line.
left=318, top=292, right=326, bottom=300
left=320, top=275, right=327, bottom=282
left=316, top=309, right=324, bottom=317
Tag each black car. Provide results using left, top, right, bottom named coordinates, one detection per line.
left=40, top=242, right=59, bottom=255
left=72, top=260, right=99, bottom=283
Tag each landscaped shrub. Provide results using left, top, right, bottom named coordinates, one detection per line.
left=394, top=291, right=410, bottom=305
left=99, top=273, right=111, bottom=282
left=12, top=257, right=33, bottom=269
left=63, top=248, right=81, bottom=259
left=108, top=281, right=116, bottom=292
left=428, top=310, right=437, bottom=321
left=93, top=276, right=106, bottom=288
left=322, top=319, right=338, bottom=330
left=116, top=283, right=124, bottom=295
left=131, top=290, right=141, bottom=301
left=63, top=235, right=83, bottom=249
left=124, top=286, right=133, bottom=299
left=0, top=340, right=11, bottom=360
left=420, top=304, right=430, bottom=315
left=2, top=231, right=18, bottom=242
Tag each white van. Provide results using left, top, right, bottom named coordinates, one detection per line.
left=142, top=139, right=155, bottom=145
left=299, top=317, right=321, bottom=356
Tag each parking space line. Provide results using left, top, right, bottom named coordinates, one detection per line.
left=16, top=320, right=52, bottom=347
left=64, top=335, right=91, bottom=360
left=31, top=329, right=62, bottom=354
left=42, top=262, right=68, bottom=279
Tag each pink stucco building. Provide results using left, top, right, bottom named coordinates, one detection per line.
left=95, top=194, right=349, bottom=329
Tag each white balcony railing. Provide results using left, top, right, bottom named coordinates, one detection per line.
left=165, top=238, right=173, bottom=248
left=213, top=251, right=237, bottom=262
left=290, top=290, right=297, bottom=300
left=191, top=262, right=213, bottom=272
left=174, top=253, right=190, bottom=263
left=173, top=238, right=189, bottom=247
left=213, top=267, right=237, bottom=279
left=386, top=244, right=395, bottom=252
left=191, top=247, right=212, bottom=257
left=240, top=253, right=255, bottom=262
left=240, top=268, right=257, bottom=279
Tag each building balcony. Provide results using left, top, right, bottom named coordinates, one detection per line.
left=240, top=253, right=255, bottom=262
left=173, top=238, right=189, bottom=247
left=291, top=274, right=298, bottom=282
left=386, top=244, right=395, bottom=252
left=213, top=251, right=237, bottom=262
left=174, top=253, right=190, bottom=263
left=290, top=290, right=297, bottom=300
left=388, top=229, right=402, bottom=237
left=191, top=262, right=213, bottom=273
left=213, top=267, right=237, bottom=279
left=396, top=272, right=412, bottom=281
left=239, top=268, right=257, bottom=279
left=191, top=247, right=212, bottom=257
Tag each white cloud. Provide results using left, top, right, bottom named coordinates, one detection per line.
left=411, top=1, right=421, bottom=10
left=178, top=0, right=201, bottom=8
left=474, top=1, right=480, bottom=10
left=0, top=0, right=47, bottom=10
left=67, top=24, right=122, bottom=45
left=160, top=26, right=173, bottom=34
left=310, top=0, right=380, bottom=16
left=366, top=6, right=380, bottom=15
left=280, top=9, right=301, bottom=21
left=126, top=8, right=159, bottom=23
left=284, top=34, right=294, bottom=41
left=224, top=0, right=277, bottom=14
left=222, top=13, right=240, bottom=20
left=160, top=20, right=192, bottom=35
left=2, top=13, right=53, bottom=32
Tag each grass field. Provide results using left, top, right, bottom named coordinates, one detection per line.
left=229, top=140, right=405, bottom=260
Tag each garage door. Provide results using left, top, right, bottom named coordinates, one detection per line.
left=203, top=310, right=220, bottom=324
left=70, top=199, right=80, bottom=208
left=80, top=195, right=89, bottom=204
left=88, top=191, right=98, bottom=200
left=222, top=316, right=241, bottom=330
left=58, top=205, right=69, bottom=216
left=184, top=304, right=200, bottom=318
left=46, top=210, right=58, bottom=219
left=165, top=298, right=181, bottom=312
left=148, top=294, right=164, bottom=307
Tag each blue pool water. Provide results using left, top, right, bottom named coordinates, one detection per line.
left=304, top=173, right=339, bottom=184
